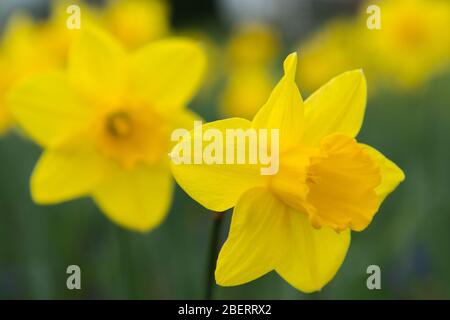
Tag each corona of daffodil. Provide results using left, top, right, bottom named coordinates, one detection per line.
left=171, top=53, right=404, bottom=292
left=8, top=28, right=206, bottom=232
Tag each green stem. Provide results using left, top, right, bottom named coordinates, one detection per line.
left=205, top=212, right=225, bottom=300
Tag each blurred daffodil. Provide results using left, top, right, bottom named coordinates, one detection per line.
left=103, top=0, right=170, bottom=50
left=298, top=19, right=369, bottom=94
left=171, top=53, right=404, bottom=292
left=0, top=1, right=99, bottom=135
left=8, top=28, right=206, bottom=231
left=221, top=24, right=280, bottom=119
left=0, top=0, right=171, bottom=136
left=360, top=0, right=450, bottom=88
left=221, top=68, right=274, bottom=119
left=298, top=0, right=450, bottom=92
left=0, top=13, right=64, bottom=134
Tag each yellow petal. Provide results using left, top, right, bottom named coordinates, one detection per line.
left=275, top=208, right=350, bottom=293
left=303, top=70, right=367, bottom=146
left=216, top=188, right=287, bottom=286
left=68, top=27, right=126, bottom=105
left=252, top=52, right=304, bottom=150
left=170, top=118, right=267, bottom=212
left=129, top=38, right=207, bottom=110
left=31, top=147, right=110, bottom=204
left=7, top=72, right=92, bottom=147
left=92, top=165, right=173, bottom=232
left=361, top=144, right=405, bottom=202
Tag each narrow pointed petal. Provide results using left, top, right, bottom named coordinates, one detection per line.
left=276, top=208, right=350, bottom=293
left=68, top=27, right=126, bottom=105
left=31, top=147, right=110, bottom=204
left=303, top=70, right=367, bottom=146
left=170, top=118, right=267, bottom=212
left=7, top=72, right=92, bottom=147
left=129, top=38, right=206, bottom=110
left=92, top=165, right=173, bottom=232
left=361, top=144, right=405, bottom=202
left=216, top=188, right=288, bottom=286
left=252, top=53, right=304, bottom=150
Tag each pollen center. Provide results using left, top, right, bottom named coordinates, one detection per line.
left=107, top=111, right=132, bottom=138
left=96, top=105, right=168, bottom=169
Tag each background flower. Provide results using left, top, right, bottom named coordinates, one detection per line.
left=8, top=27, right=206, bottom=231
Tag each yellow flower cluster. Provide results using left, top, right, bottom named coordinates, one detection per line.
left=298, top=0, right=450, bottom=93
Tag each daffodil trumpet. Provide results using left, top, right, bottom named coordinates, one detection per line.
left=171, top=52, right=405, bottom=292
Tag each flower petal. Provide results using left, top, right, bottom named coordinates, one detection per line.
left=361, top=144, right=405, bottom=202
left=92, top=165, right=173, bottom=232
left=275, top=208, right=350, bottom=293
left=170, top=118, right=268, bottom=212
left=129, top=38, right=207, bottom=110
left=215, top=188, right=287, bottom=286
left=68, top=27, right=126, bottom=105
left=31, top=147, right=110, bottom=204
left=252, top=52, right=304, bottom=150
left=7, top=72, right=92, bottom=147
left=302, top=70, right=367, bottom=146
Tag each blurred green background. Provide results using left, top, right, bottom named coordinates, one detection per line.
left=0, top=0, right=449, bottom=299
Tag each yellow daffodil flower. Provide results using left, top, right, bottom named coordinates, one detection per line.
left=8, top=27, right=206, bottom=232
left=171, top=53, right=404, bottom=292
left=297, top=19, right=369, bottom=94
left=221, top=67, right=274, bottom=119
left=0, top=1, right=98, bottom=135
left=103, top=0, right=170, bottom=50
left=360, top=0, right=450, bottom=88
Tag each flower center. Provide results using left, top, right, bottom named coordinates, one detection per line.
left=396, top=16, right=426, bottom=49
left=106, top=111, right=132, bottom=138
left=96, top=106, right=168, bottom=169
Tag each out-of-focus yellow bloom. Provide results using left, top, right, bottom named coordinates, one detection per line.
left=299, top=0, right=450, bottom=92
left=171, top=53, right=404, bottom=292
left=103, top=0, right=170, bottom=50
left=360, top=0, right=450, bottom=88
left=298, top=19, right=369, bottom=94
left=0, top=1, right=97, bottom=135
left=221, top=68, right=273, bottom=119
left=0, top=0, right=170, bottom=135
left=221, top=24, right=280, bottom=118
left=8, top=28, right=206, bottom=232
left=227, top=24, right=280, bottom=67
left=0, top=13, right=65, bottom=134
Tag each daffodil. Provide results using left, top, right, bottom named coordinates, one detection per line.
left=0, top=1, right=96, bottom=135
left=8, top=27, right=206, bottom=231
left=221, top=24, right=279, bottom=118
left=297, top=19, right=368, bottom=94
left=360, top=0, right=450, bottom=88
left=102, top=0, right=170, bottom=50
left=0, top=13, right=63, bottom=135
left=171, top=53, right=404, bottom=292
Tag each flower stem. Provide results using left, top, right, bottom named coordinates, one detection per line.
left=205, top=211, right=225, bottom=300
